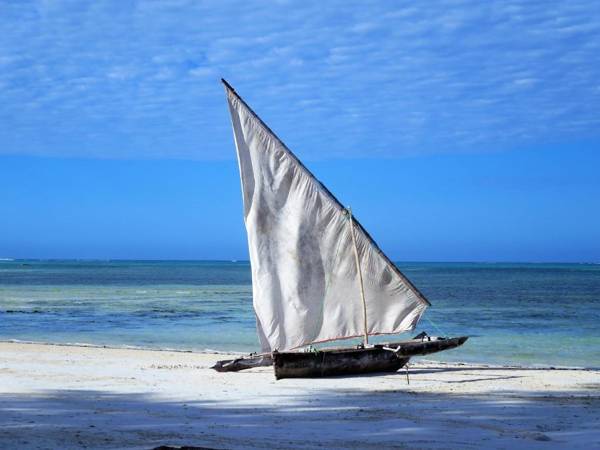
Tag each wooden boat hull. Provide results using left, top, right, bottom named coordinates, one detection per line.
left=273, top=347, right=409, bottom=379
left=273, top=336, right=468, bottom=379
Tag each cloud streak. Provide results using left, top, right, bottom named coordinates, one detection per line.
left=0, top=0, right=599, bottom=159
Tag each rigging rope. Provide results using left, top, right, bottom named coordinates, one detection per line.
left=425, top=316, right=448, bottom=337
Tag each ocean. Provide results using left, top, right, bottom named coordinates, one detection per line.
left=0, top=260, right=598, bottom=368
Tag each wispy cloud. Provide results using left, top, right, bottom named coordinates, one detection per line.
left=0, top=0, right=599, bottom=159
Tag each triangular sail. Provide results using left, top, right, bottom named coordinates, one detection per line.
left=223, top=80, right=430, bottom=352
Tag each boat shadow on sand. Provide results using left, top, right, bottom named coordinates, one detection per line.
left=0, top=381, right=597, bottom=449
left=405, top=364, right=598, bottom=382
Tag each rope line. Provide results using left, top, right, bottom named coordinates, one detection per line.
left=425, top=316, right=448, bottom=337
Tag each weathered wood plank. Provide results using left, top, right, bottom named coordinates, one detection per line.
left=387, top=336, right=469, bottom=357
left=211, top=354, right=273, bottom=372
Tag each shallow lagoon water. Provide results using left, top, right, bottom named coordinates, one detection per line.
left=0, top=260, right=598, bottom=367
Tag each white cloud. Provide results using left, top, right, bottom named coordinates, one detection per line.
left=0, top=0, right=599, bottom=160
left=107, top=66, right=137, bottom=80
left=188, top=66, right=215, bottom=78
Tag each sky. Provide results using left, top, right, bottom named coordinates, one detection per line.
left=1, top=0, right=599, bottom=262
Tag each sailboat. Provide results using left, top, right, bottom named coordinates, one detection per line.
left=213, top=79, right=467, bottom=379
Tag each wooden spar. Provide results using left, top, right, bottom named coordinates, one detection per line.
left=347, top=207, right=369, bottom=346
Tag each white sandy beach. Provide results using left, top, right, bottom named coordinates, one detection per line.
left=0, top=342, right=598, bottom=450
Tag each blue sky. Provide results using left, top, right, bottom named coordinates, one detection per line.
left=1, top=1, right=599, bottom=261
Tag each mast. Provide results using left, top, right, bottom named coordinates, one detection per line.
left=347, top=207, right=369, bottom=346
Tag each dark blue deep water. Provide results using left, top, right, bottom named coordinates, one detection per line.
left=0, top=260, right=598, bottom=367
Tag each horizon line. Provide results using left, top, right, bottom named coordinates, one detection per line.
left=1, top=258, right=598, bottom=265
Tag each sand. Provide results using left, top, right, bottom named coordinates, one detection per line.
left=0, top=342, right=598, bottom=449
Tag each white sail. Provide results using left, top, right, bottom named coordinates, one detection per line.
left=224, top=81, right=430, bottom=352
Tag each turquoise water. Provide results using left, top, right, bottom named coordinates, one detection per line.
left=0, top=260, right=598, bottom=367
